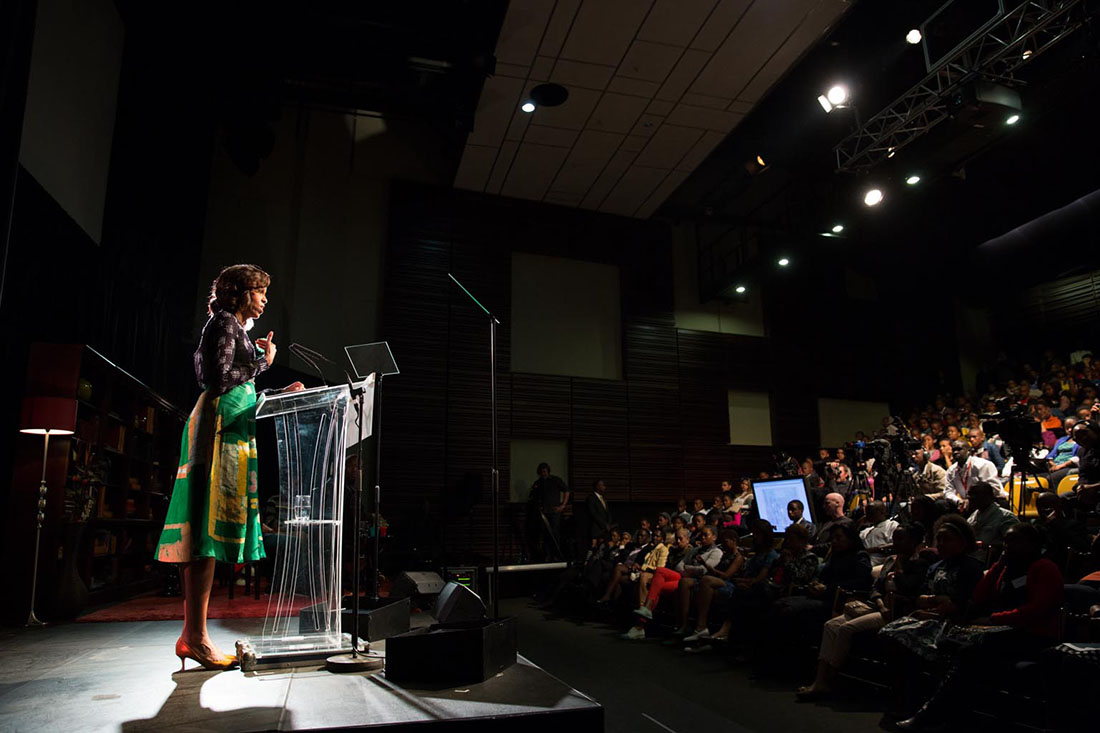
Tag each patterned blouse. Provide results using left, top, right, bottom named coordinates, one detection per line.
left=195, top=311, right=270, bottom=395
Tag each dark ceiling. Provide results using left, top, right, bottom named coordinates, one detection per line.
left=659, top=0, right=1100, bottom=292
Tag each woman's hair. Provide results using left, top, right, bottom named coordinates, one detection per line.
left=208, top=264, right=270, bottom=315
left=932, top=514, right=977, bottom=552
left=719, top=529, right=739, bottom=545
left=784, top=522, right=811, bottom=543
left=829, top=522, right=863, bottom=552
left=750, top=520, right=774, bottom=551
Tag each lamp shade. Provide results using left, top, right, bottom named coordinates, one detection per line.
left=19, top=396, right=77, bottom=435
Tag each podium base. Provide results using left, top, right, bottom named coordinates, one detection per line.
left=325, top=652, right=384, bottom=673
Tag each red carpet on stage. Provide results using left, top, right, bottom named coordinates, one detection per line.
left=77, top=586, right=314, bottom=623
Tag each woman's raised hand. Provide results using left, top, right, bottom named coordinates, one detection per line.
left=255, top=331, right=276, bottom=365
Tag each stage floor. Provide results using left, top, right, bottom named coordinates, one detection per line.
left=0, top=616, right=602, bottom=732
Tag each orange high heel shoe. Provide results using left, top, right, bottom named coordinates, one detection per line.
left=175, top=638, right=238, bottom=672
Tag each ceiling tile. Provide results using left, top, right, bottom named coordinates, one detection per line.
left=581, top=149, right=637, bottom=208
left=638, top=0, right=719, bottom=47
left=675, top=129, right=726, bottom=172
left=607, top=76, right=661, bottom=98
left=655, top=48, right=710, bottom=101
left=690, top=0, right=752, bottom=52
left=486, top=140, right=519, bottom=194
left=600, top=165, right=670, bottom=216
left=501, top=143, right=571, bottom=200
left=495, top=63, right=530, bottom=78
left=466, top=75, right=528, bottom=147
left=681, top=93, right=732, bottom=110
left=495, top=0, right=557, bottom=66
left=690, top=0, right=805, bottom=99
left=550, top=129, right=624, bottom=194
left=504, top=104, right=533, bottom=141
left=453, top=145, right=498, bottom=192
left=633, top=124, right=704, bottom=169
left=620, top=135, right=649, bottom=152
left=589, top=93, right=649, bottom=134
left=635, top=168, right=691, bottom=218
left=666, top=103, right=742, bottom=132
left=545, top=190, right=583, bottom=206
left=527, top=86, right=601, bottom=130
left=618, top=40, right=684, bottom=84
left=629, top=114, right=665, bottom=138
left=550, top=59, right=615, bottom=91
left=646, top=99, right=675, bottom=116
left=560, top=0, right=652, bottom=66
left=728, top=99, right=753, bottom=114
left=529, top=55, right=555, bottom=81
left=524, top=124, right=581, bottom=148
left=538, top=0, right=583, bottom=57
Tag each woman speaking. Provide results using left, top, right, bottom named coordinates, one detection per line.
left=156, top=264, right=303, bottom=670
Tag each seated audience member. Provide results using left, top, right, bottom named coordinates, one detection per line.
left=691, top=497, right=706, bottom=515
left=1043, top=416, right=1078, bottom=486
left=913, top=448, right=947, bottom=497
left=797, top=523, right=930, bottom=699
left=671, top=514, right=687, bottom=534
left=933, top=438, right=953, bottom=470
left=907, top=496, right=946, bottom=546
left=730, top=478, right=755, bottom=517
left=1035, top=399, right=1063, bottom=433
left=1032, top=491, right=1090, bottom=570
left=966, top=481, right=1019, bottom=563
left=677, top=530, right=748, bottom=642
left=811, top=493, right=853, bottom=556
left=596, top=529, right=659, bottom=606
left=688, top=512, right=706, bottom=543
left=688, top=522, right=790, bottom=649
left=675, top=498, right=692, bottom=525
left=859, top=500, right=899, bottom=567
left=706, top=495, right=725, bottom=525
left=672, top=529, right=742, bottom=637
left=636, top=528, right=690, bottom=610
left=669, top=526, right=725, bottom=632
left=967, top=428, right=1005, bottom=473
left=786, top=499, right=814, bottom=536
left=823, top=461, right=852, bottom=501
left=896, top=524, right=1064, bottom=731
left=638, top=517, right=652, bottom=534
left=943, top=440, right=1006, bottom=509
left=802, top=458, right=824, bottom=492
left=655, top=512, right=672, bottom=533
left=906, top=515, right=985, bottom=621
left=1063, top=417, right=1100, bottom=514
left=718, top=493, right=739, bottom=529
left=624, top=528, right=694, bottom=639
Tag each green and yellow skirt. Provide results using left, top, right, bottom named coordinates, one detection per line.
left=156, top=382, right=266, bottom=564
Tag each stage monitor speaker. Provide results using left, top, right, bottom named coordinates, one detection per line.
left=298, top=596, right=410, bottom=643
left=391, top=571, right=445, bottom=599
left=385, top=617, right=518, bottom=686
left=433, top=581, right=486, bottom=623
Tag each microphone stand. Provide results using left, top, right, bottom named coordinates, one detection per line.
left=447, top=274, right=501, bottom=620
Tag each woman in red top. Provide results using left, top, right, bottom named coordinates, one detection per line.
left=897, top=523, right=1063, bottom=730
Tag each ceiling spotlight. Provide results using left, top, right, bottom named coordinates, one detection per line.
left=744, top=154, right=770, bottom=175
left=906, top=29, right=922, bottom=45
left=777, top=258, right=790, bottom=267
left=887, top=147, right=897, bottom=159
left=1022, top=49, right=1033, bottom=60
left=1005, top=114, right=1020, bottom=125
left=817, top=95, right=833, bottom=113
left=906, top=175, right=921, bottom=185
left=863, top=188, right=884, bottom=206
left=827, top=85, right=849, bottom=106
left=831, top=224, right=844, bottom=233
left=735, top=285, right=747, bottom=294
left=521, top=101, right=536, bottom=113
left=755, top=155, right=766, bottom=167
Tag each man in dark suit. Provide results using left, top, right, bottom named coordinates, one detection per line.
left=586, top=479, right=612, bottom=544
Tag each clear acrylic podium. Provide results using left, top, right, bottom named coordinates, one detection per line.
left=236, top=379, right=372, bottom=669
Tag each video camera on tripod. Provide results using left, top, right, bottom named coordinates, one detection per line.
left=980, top=397, right=1042, bottom=473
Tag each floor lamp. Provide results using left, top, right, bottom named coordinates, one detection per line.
left=20, top=396, right=77, bottom=626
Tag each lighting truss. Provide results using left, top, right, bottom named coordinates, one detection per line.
left=834, top=0, right=1087, bottom=173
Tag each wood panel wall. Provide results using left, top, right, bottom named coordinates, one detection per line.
left=380, top=182, right=819, bottom=559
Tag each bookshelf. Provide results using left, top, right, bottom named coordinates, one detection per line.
left=7, top=343, right=186, bottom=620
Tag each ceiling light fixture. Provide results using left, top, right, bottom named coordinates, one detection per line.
left=906, top=29, right=922, bottom=45
left=1005, top=114, right=1020, bottom=125
left=1022, top=49, right=1033, bottom=60
left=906, top=175, right=921, bottom=185
left=777, top=258, right=790, bottom=267
left=521, top=101, right=536, bottom=113
left=817, top=84, right=849, bottom=113
left=863, top=188, right=884, bottom=206
left=735, top=285, right=747, bottom=294
left=831, top=224, right=844, bottom=233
